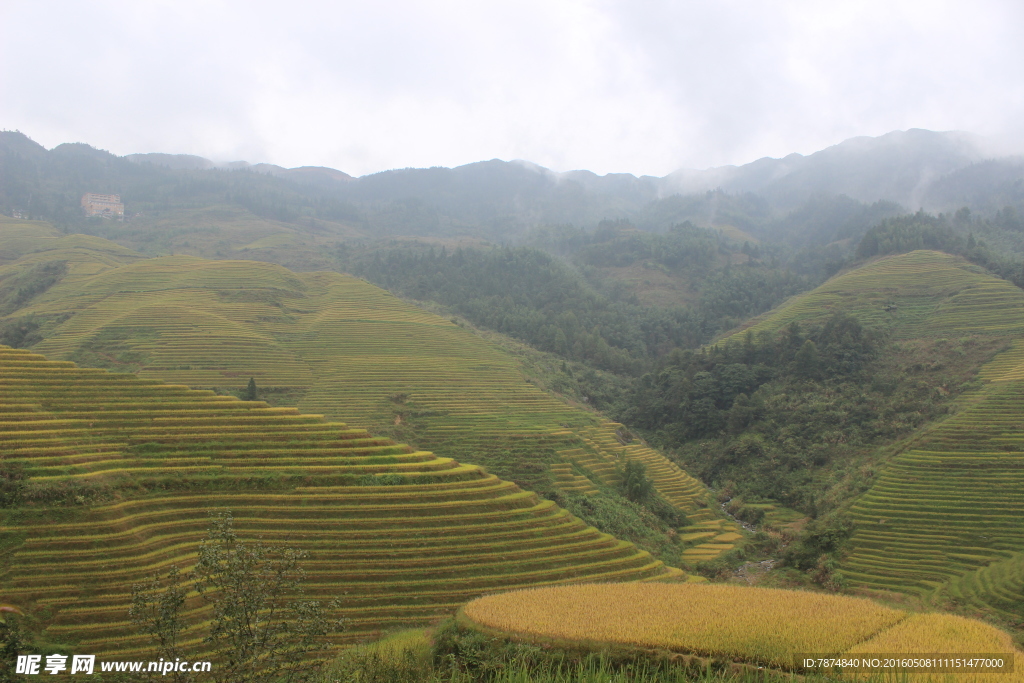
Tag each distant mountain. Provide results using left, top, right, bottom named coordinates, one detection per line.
left=126, top=152, right=215, bottom=170
left=127, top=152, right=353, bottom=186
left=3, top=128, right=1024, bottom=249
left=322, top=129, right=1022, bottom=221
left=661, top=129, right=995, bottom=209
left=920, top=157, right=1024, bottom=213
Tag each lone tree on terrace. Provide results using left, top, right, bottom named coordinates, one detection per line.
left=620, top=460, right=654, bottom=504
left=131, top=512, right=345, bottom=683
left=244, top=377, right=258, bottom=401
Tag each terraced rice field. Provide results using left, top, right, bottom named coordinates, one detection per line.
left=0, top=218, right=143, bottom=280
left=942, top=554, right=1024, bottom=624
left=16, top=253, right=595, bottom=466
left=722, top=250, right=1024, bottom=343
left=0, top=346, right=684, bottom=655
left=1, top=222, right=735, bottom=562
left=555, top=423, right=742, bottom=562
left=461, top=583, right=1024, bottom=682
left=842, top=372, right=1024, bottom=597
left=697, top=248, right=1024, bottom=605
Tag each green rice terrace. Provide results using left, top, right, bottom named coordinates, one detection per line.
left=944, top=553, right=1024, bottom=624
left=0, top=344, right=691, bottom=655
left=554, top=424, right=740, bottom=563
left=718, top=250, right=1024, bottom=615
left=844, top=367, right=1024, bottom=603
left=0, top=217, right=737, bottom=563
left=723, top=249, right=1024, bottom=343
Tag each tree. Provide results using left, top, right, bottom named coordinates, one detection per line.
left=244, top=378, right=258, bottom=401
left=1, top=605, right=28, bottom=683
left=794, top=339, right=820, bottom=379
left=130, top=566, right=191, bottom=682
left=132, top=512, right=345, bottom=683
left=194, top=513, right=344, bottom=683
left=620, top=460, right=654, bottom=504
left=0, top=461, right=26, bottom=508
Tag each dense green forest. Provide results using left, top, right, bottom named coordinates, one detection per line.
left=612, top=216, right=1024, bottom=509
left=857, top=210, right=1024, bottom=285
left=338, top=224, right=811, bottom=373
left=0, top=137, right=361, bottom=230
left=620, top=314, right=942, bottom=514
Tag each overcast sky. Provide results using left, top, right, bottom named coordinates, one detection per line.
left=2, top=1, right=1022, bottom=177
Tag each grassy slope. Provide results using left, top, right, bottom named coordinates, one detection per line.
left=846, top=357, right=1024, bottom=604
left=721, top=250, right=1024, bottom=344
left=80, top=205, right=362, bottom=266
left=717, top=250, right=1024, bottom=610
left=0, top=345, right=684, bottom=655
left=0, top=218, right=738, bottom=562
left=0, top=217, right=143, bottom=270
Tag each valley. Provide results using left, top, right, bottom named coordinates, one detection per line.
left=2, top=129, right=1024, bottom=680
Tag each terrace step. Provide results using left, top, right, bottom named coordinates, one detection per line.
left=0, top=344, right=687, bottom=656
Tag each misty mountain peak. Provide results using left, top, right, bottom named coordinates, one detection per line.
left=661, top=129, right=999, bottom=208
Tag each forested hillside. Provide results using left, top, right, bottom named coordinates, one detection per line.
left=0, top=216, right=743, bottom=576
left=5, top=129, right=1024, bottom=637
left=337, top=227, right=810, bottom=374
left=4, top=129, right=1023, bottom=253
left=633, top=251, right=1024, bottom=611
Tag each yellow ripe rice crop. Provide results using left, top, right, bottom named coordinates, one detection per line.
left=848, top=613, right=1024, bottom=683
left=464, top=584, right=1024, bottom=682
left=461, top=583, right=906, bottom=669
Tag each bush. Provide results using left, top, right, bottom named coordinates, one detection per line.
left=0, top=462, right=26, bottom=508
left=695, top=548, right=747, bottom=580
left=432, top=619, right=546, bottom=677
left=131, top=512, right=345, bottom=683
left=782, top=511, right=855, bottom=575
left=619, top=461, right=654, bottom=504
left=0, top=609, right=30, bottom=683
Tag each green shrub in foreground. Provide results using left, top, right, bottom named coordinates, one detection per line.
left=321, top=620, right=863, bottom=682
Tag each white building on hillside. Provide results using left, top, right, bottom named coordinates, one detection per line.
left=81, top=193, right=124, bottom=219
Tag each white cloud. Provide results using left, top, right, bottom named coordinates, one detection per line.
left=1, top=0, right=1021, bottom=175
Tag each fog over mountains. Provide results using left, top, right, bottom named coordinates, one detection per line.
left=125, top=128, right=1024, bottom=214
left=663, top=129, right=1001, bottom=208
left=3, top=127, right=1024, bottom=248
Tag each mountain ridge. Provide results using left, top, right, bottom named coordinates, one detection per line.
left=5, top=129, right=1024, bottom=249
left=91, top=129, right=1021, bottom=213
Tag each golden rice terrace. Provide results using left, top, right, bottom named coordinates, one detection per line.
left=461, top=583, right=1024, bottom=682
left=0, top=345, right=682, bottom=655
left=0, top=217, right=735, bottom=563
